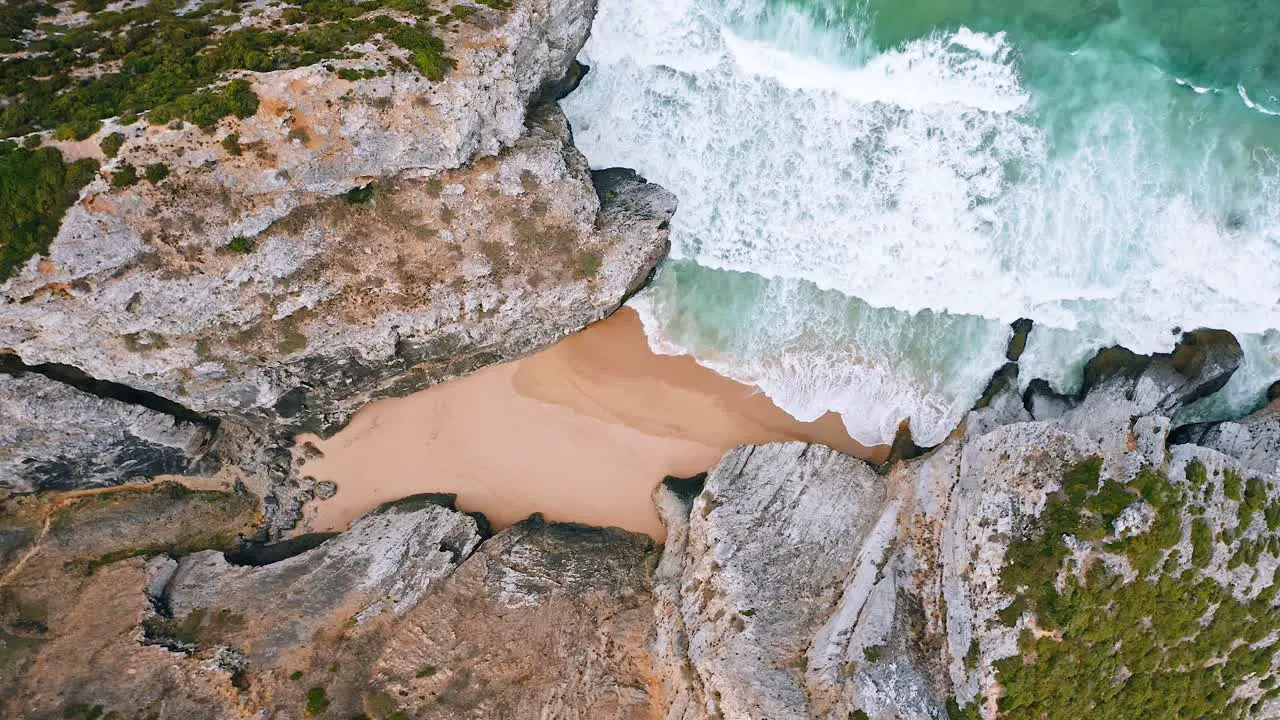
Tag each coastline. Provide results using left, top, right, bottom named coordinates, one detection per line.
left=296, top=307, right=886, bottom=540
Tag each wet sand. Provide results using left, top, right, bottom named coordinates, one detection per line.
left=297, top=308, right=886, bottom=540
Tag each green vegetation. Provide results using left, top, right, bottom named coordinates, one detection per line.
left=52, top=118, right=101, bottom=141
left=145, top=78, right=259, bottom=130
left=61, top=704, right=106, bottom=720
left=1266, top=501, right=1280, bottom=532
left=0, top=0, right=470, bottom=140
left=1240, top=476, right=1267, bottom=528
left=1224, top=468, right=1243, bottom=501
left=290, top=670, right=304, bottom=681
left=221, top=131, right=242, bottom=156
left=99, top=132, right=125, bottom=158
left=961, top=457, right=1280, bottom=719
left=337, top=67, right=387, bottom=81
left=143, top=163, right=169, bottom=184
left=226, top=235, right=253, bottom=254
left=1190, top=517, right=1213, bottom=567
left=343, top=182, right=376, bottom=204
left=111, top=163, right=139, bottom=188
left=0, top=143, right=98, bottom=281
left=415, top=666, right=437, bottom=678
left=1103, top=467, right=1184, bottom=575
left=1186, top=458, right=1208, bottom=486
left=305, top=687, right=330, bottom=716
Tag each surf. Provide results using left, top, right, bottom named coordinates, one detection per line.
left=563, top=0, right=1280, bottom=446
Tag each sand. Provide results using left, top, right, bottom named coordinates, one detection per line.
left=297, top=307, right=886, bottom=540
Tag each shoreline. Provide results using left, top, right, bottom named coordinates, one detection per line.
left=296, top=307, right=886, bottom=540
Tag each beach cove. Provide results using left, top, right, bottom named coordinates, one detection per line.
left=296, top=307, right=885, bottom=539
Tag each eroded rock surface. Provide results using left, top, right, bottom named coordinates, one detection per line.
left=156, top=494, right=483, bottom=664
left=371, top=516, right=658, bottom=719
left=0, top=481, right=259, bottom=714
left=1172, top=400, right=1280, bottom=477
left=0, top=0, right=674, bottom=518
left=2, top=5, right=1274, bottom=712
left=7, top=327, right=1280, bottom=720
left=2, top=485, right=659, bottom=719
left=644, top=327, right=1280, bottom=720
left=653, top=444, right=889, bottom=720
left=0, top=0, right=671, bottom=435
left=0, top=359, right=218, bottom=493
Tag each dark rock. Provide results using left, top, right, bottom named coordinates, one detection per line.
left=591, top=167, right=646, bottom=203
left=223, top=532, right=338, bottom=567
left=1080, top=345, right=1150, bottom=395
left=661, top=473, right=708, bottom=509
left=974, top=362, right=1019, bottom=411
left=1168, top=421, right=1215, bottom=447
left=885, top=418, right=930, bottom=465
left=0, top=365, right=218, bottom=492
left=1078, top=328, right=1242, bottom=415
left=1023, top=378, right=1075, bottom=420
left=536, top=59, right=590, bottom=105
left=1006, top=318, right=1033, bottom=362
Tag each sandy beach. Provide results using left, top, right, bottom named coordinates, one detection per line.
left=297, top=307, right=886, bottom=540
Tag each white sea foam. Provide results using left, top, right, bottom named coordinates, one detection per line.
left=1175, top=77, right=1216, bottom=94
left=628, top=262, right=1011, bottom=445
left=721, top=28, right=1028, bottom=112
left=563, top=0, right=1280, bottom=446
left=1237, top=84, right=1280, bottom=116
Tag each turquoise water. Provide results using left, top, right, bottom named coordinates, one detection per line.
left=562, top=0, right=1280, bottom=445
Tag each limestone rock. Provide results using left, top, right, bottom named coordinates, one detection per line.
left=156, top=494, right=483, bottom=664
left=1076, top=328, right=1243, bottom=417
left=0, top=100, right=671, bottom=440
left=0, top=359, right=217, bottom=492
left=653, top=443, right=890, bottom=720
left=650, top=329, right=1280, bottom=719
left=1171, top=400, right=1280, bottom=477
left=1, top=499, right=658, bottom=718
left=372, top=516, right=658, bottom=719
left=0, top=0, right=673, bottom=502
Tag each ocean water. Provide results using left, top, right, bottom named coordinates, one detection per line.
left=561, top=0, right=1280, bottom=446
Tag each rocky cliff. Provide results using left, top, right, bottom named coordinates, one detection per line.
left=6, top=2, right=1280, bottom=719
left=0, top=0, right=675, bottom=532
left=6, top=323, right=1280, bottom=719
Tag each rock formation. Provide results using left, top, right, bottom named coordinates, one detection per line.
left=0, top=0, right=675, bottom=534
left=5, top=2, right=1280, bottom=719
left=0, top=359, right=218, bottom=493
left=7, top=324, right=1280, bottom=719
